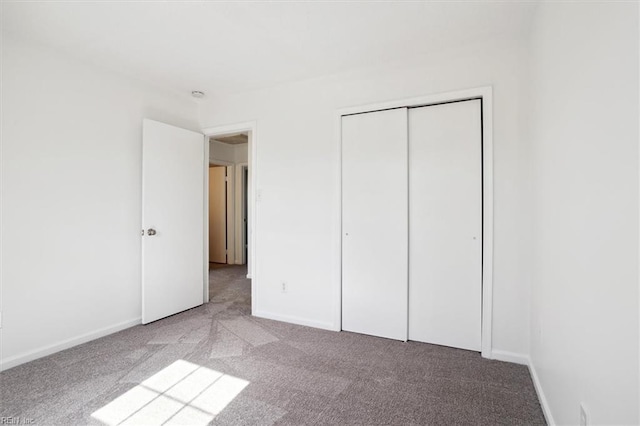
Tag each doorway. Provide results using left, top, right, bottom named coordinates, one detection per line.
left=205, top=128, right=254, bottom=311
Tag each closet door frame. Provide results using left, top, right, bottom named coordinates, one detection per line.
left=334, top=86, right=494, bottom=359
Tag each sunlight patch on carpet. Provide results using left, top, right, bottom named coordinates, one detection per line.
left=92, top=359, right=249, bottom=425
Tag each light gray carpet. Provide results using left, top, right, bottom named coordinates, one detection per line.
left=0, top=265, right=546, bottom=425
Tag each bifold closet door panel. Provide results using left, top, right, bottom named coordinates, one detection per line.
left=408, top=100, right=482, bottom=351
left=342, top=108, right=408, bottom=341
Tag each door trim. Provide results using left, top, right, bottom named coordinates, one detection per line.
left=236, top=162, right=249, bottom=265
left=335, top=86, right=494, bottom=359
left=202, top=122, right=257, bottom=315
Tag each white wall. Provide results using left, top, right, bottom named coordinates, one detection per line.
left=209, top=139, right=235, bottom=164
left=234, top=143, right=248, bottom=165
left=527, top=3, right=639, bottom=424
left=198, top=36, right=532, bottom=355
left=1, top=36, right=199, bottom=369
left=210, top=140, right=248, bottom=165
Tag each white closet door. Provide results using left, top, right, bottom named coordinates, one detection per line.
left=342, top=108, right=408, bottom=341
left=408, top=100, right=482, bottom=351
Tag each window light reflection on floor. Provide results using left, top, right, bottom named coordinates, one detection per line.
left=91, top=360, right=249, bottom=425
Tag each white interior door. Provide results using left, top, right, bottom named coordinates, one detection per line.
left=408, top=100, right=482, bottom=351
left=342, top=108, right=408, bottom=341
left=209, top=166, right=226, bottom=263
left=142, top=119, right=205, bottom=324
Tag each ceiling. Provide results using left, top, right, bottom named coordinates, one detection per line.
left=213, top=133, right=248, bottom=145
left=2, top=1, right=537, bottom=99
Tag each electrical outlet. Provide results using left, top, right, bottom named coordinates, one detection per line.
left=281, top=282, right=287, bottom=293
left=580, top=403, right=589, bottom=426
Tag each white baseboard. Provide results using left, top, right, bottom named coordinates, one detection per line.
left=528, top=357, right=555, bottom=426
left=253, top=310, right=334, bottom=331
left=491, top=349, right=529, bottom=365
left=490, top=350, right=554, bottom=425
left=0, top=317, right=141, bottom=372
left=246, top=274, right=252, bottom=279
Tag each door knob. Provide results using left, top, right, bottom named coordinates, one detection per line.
left=147, top=228, right=157, bottom=236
